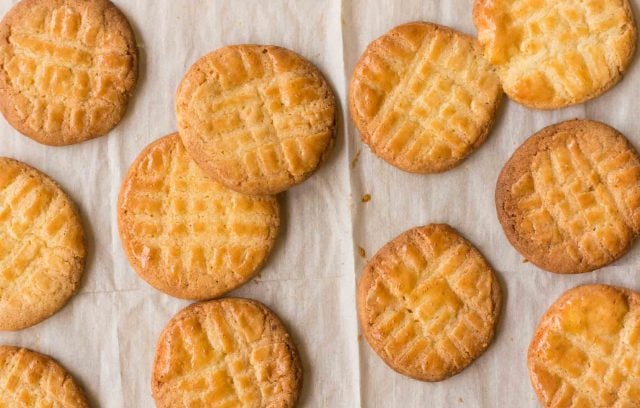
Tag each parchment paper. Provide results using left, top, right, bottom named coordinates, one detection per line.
left=0, top=0, right=639, bottom=407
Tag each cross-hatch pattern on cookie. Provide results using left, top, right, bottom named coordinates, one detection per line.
left=508, top=130, right=640, bottom=272
left=350, top=23, right=501, bottom=172
left=177, top=45, right=335, bottom=194
left=0, top=347, right=88, bottom=407
left=153, top=301, right=299, bottom=407
left=0, top=2, right=136, bottom=143
left=474, top=0, right=636, bottom=108
left=360, top=225, right=500, bottom=380
left=118, top=135, right=279, bottom=299
left=0, top=158, right=84, bottom=330
left=529, top=286, right=640, bottom=406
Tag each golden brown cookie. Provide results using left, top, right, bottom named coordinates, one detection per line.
left=176, top=44, right=336, bottom=195
left=152, top=298, right=302, bottom=408
left=357, top=224, right=502, bottom=381
left=349, top=22, right=502, bottom=173
left=0, top=0, right=138, bottom=145
left=529, top=284, right=640, bottom=407
left=0, top=157, right=85, bottom=331
left=118, top=134, right=279, bottom=300
left=0, top=346, right=89, bottom=406
left=496, top=120, right=640, bottom=274
left=473, top=0, right=637, bottom=109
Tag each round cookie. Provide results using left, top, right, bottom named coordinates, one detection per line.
left=152, top=298, right=302, bottom=408
left=473, top=0, right=637, bottom=109
left=496, top=120, right=640, bottom=274
left=0, top=0, right=138, bottom=145
left=176, top=44, right=336, bottom=195
left=349, top=22, right=503, bottom=173
left=357, top=224, right=502, bottom=381
left=0, top=158, right=85, bottom=331
left=118, top=134, right=279, bottom=300
left=0, top=346, right=89, bottom=406
left=529, top=284, right=640, bottom=407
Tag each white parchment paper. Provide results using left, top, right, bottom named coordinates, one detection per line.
left=0, top=0, right=639, bottom=407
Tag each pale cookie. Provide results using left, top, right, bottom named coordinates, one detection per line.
left=529, top=284, right=640, bottom=407
left=0, top=158, right=85, bottom=331
left=357, top=224, right=502, bottom=381
left=176, top=44, right=336, bottom=195
left=473, top=0, right=637, bottom=109
left=152, top=298, right=302, bottom=408
left=118, top=134, right=279, bottom=300
left=349, top=22, right=503, bottom=173
left=496, top=120, right=640, bottom=274
left=0, top=346, right=89, bottom=407
left=0, top=0, right=138, bottom=145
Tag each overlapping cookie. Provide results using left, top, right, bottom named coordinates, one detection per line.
left=118, top=134, right=279, bottom=300
left=350, top=22, right=502, bottom=173
left=357, top=224, right=502, bottom=381
left=176, top=44, right=336, bottom=195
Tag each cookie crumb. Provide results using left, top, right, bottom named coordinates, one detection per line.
left=362, top=194, right=371, bottom=203
left=351, top=148, right=362, bottom=169
left=522, top=259, right=529, bottom=263
left=358, top=246, right=366, bottom=258
left=459, top=398, right=464, bottom=403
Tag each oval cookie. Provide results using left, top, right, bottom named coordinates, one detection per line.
left=0, top=0, right=138, bottom=145
left=152, top=298, right=302, bottom=408
left=349, top=22, right=502, bottom=173
left=0, top=346, right=89, bottom=407
left=357, top=224, right=502, bottom=381
left=176, top=44, right=336, bottom=195
left=0, top=158, right=85, bottom=331
left=496, top=120, right=640, bottom=274
left=473, top=0, right=637, bottom=109
left=118, top=134, right=279, bottom=300
left=529, top=284, right=640, bottom=407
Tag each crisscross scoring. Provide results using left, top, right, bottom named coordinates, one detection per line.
left=350, top=22, right=502, bottom=173
left=0, top=0, right=137, bottom=144
left=474, top=0, right=636, bottom=108
left=0, top=158, right=84, bottom=330
left=153, top=299, right=300, bottom=408
left=529, top=285, right=640, bottom=407
left=0, top=347, right=88, bottom=407
left=177, top=45, right=335, bottom=195
left=118, top=135, right=279, bottom=299
left=499, top=121, right=640, bottom=273
left=358, top=224, right=501, bottom=381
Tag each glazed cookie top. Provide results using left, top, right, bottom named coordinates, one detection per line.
left=350, top=22, right=502, bottom=173
left=529, top=284, right=640, bottom=407
left=496, top=120, right=640, bottom=274
left=176, top=44, right=336, bottom=195
left=0, top=157, right=85, bottom=331
left=0, top=0, right=138, bottom=145
left=473, top=0, right=636, bottom=109
left=118, top=134, right=279, bottom=300
left=152, top=298, right=302, bottom=408
left=357, top=224, right=502, bottom=381
left=0, top=346, right=89, bottom=407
